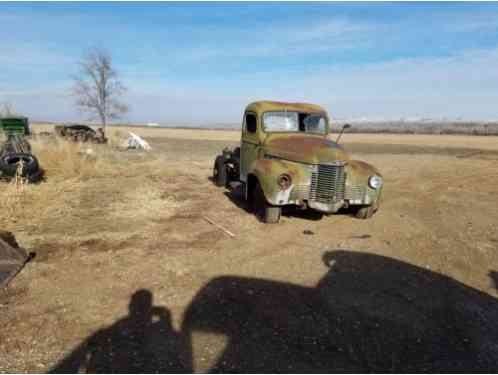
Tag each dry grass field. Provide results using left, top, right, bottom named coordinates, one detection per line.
left=1, top=125, right=498, bottom=372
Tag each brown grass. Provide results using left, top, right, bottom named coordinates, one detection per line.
left=31, top=139, right=107, bottom=180
left=2, top=129, right=498, bottom=373
left=0, top=138, right=106, bottom=229
left=0, top=138, right=108, bottom=228
left=0, top=135, right=187, bottom=247
left=0, top=178, right=79, bottom=228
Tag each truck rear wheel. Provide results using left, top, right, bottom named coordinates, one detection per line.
left=252, top=182, right=281, bottom=224
left=213, top=155, right=228, bottom=187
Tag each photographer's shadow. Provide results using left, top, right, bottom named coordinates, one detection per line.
left=51, top=252, right=498, bottom=373
left=50, top=289, right=189, bottom=373
left=181, top=250, right=498, bottom=372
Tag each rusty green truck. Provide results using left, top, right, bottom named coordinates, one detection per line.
left=213, top=101, right=383, bottom=223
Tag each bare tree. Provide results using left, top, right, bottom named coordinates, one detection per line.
left=72, top=47, right=128, bottom=134
left=0, top=102, right=14, bottom=117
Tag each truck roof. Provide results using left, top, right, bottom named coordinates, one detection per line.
left=245, top=101, right=327, bottom=115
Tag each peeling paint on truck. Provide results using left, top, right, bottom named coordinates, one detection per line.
left=214, top=101, right=383, bottom=222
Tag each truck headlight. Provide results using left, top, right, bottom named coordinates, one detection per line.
left=277, top=174, right=292, bottom=190
left=368, top=175, right=383, bottom=189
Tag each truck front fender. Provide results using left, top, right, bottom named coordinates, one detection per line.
left=346, top=160, right=383, bottom=205
left=247, top=158, right=309, bottom=205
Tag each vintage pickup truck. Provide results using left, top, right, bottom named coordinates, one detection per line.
left=213, top=101, right=383, bottom=223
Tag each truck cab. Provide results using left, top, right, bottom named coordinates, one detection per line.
left=213, top=101, right=383, bottom=223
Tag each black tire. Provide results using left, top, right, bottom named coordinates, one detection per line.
left=0, top=141, right=15, bottom=156
left=252, top=182, right=281, bottom=224
left=0, top=153, right=40, bottom=179
left=213, top=155, right=228, bottom=187
left=26, top=168, right=44, bottom=183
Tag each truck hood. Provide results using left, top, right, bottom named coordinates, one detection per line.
left=263, top=134, right=350, bottom=164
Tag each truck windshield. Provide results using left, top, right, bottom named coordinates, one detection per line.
left=263, top=111, right=327, bottom=134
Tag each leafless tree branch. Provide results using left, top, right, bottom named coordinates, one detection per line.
left=0, top=102, right=14, bottom=117
left=72, top=47, right=128, bottom=133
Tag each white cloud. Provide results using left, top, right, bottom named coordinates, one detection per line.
left=124, top=47, right=498, bottom=123
left=296, top=48, right=498, bottom=120
left=0, top=88, right=73, bottom=122
left=4, top=47, right=498, bottom=123
left=440, top=11, right=498, bottom=33
left=0, top=40, right=75, bottom=68
left=168, top=17, right=373, bottom=62
left=2, top=6, right=498, bottom=123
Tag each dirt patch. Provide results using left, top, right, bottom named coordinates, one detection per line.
left=1, top=133, right=498, bottom=372
left=32, top=237, right=140, bottom=262
left=344, top=143, right=498, bottom=159
left=147, top=137, right=498, bottom=161
left=0, top=285, right=28, bottom=306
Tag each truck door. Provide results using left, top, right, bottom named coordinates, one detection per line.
left=240, top=112, right=259, bottom=183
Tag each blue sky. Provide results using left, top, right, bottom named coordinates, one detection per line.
left=1, top=2, right=498, bottom=124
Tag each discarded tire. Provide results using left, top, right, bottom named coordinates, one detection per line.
left=0, top=152, right=42, bottom=182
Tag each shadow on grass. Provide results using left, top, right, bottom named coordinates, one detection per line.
left=51, top=251, right=498, bottom=373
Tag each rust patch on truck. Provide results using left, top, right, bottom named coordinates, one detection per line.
left=212, top=100, right=384, bottom=223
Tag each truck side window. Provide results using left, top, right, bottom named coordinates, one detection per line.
left=246, top=113, right=257, bottom=133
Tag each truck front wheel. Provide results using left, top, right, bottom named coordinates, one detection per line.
left=213, top=155, right=228, bottom=187
left=252, top=182, right=281, bottom=224
left=354, top=202, right=379, bottom=219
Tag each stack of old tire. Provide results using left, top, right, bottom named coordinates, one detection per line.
left=0, top=135, right=43, bottom=183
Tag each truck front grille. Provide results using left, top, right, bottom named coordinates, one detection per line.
left=309, top=163, right=346, bottom=203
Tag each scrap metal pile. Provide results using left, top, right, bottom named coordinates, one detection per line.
left=54, top=124, right=107, bottom=144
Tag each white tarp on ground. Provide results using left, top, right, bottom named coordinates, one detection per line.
left=123, top=132, right=151, bottom=151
